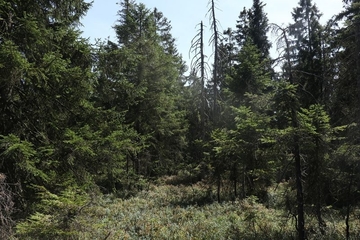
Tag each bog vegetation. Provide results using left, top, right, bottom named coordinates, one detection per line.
left=1, top=0, right=360, bottom=239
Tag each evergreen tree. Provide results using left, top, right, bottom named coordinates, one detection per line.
left=234, top=0, right=271, bottom=59
left=235, top=7, right=251, bottom=48
left=289, top=0, right=324, bottom=107
left=212, top=105, right=275, bottom=201
left=223, top=0, right=272, bottom=105
left=208, top=0, right=274, bottom=203
left=226, top=41, right=270, bottom=104
left=248, top=0, right=271, bottom=58
left=273, top=14, right=335, bottom=237
left=331, top=0, right=360, bottom=126
left=99, top=2, right=188, bottom=177
left=153, top=8, right=180, bottom=57
left=0, top=0, right=94, bottom=205
left=328, top=2, right=360, bottom=237
left=272, top=24, right=305, bottom=239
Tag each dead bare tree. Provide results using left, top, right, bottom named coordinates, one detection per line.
left=190, top=21, right=210, bottom=139
left=208, top=0, right=222, bottom=121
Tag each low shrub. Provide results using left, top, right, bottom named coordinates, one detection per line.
left=12, top=181, right=360, bottom=239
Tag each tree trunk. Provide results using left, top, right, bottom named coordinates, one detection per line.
left=200, top=21, right=206, bottom=139
left=284, top=23, right=306, bottom=240
left=345, top=176, right=353, bottom=240
left=210, top=0, right=219, bottom=121
left=315, top=137, right=326, bottom=234
left=356, top=17, right=360, bottom=128
left=233, top=162, right=237, bottom=199
left=217, top=173, right=221, bottom=203
left=293, top=126, right=305, bottom=240
left=346, top=203, right=351, bottom=240
left=242, top=163, right=246, bottom=198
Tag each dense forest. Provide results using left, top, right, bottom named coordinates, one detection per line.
left=1, top=0, right=360, bottom=239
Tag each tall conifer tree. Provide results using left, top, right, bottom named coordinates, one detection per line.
left=0, top=0, right=94, bottom=203
left=98, top=1, right=188, bottom=176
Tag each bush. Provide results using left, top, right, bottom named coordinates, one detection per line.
left=15, top=185, right=90, bottom=239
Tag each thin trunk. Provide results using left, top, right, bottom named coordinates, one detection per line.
left=133, top=156, right=140, bottom=174
left=190, top=21, right=206, bottom=139
left=284, top=24, right=306, bottom=240
left=217, top=173, right=221, bottom=203
left=233, top=162, right=237, bottom=199
left=345, top=176, right=353, bottom=240
left=210, top=0, right=219, bottom=120
left=356, top=18, right=360, bottom=127
left=315, top=137, right=325, bottom=234
left=126, top=156, right=129, bottom=174
left=320, top=30, right=325, bottom=104
left=242, top=163, right=246, bottom=198
left=293, top=125, right=305, bottom=240
left=346, top=203, right=351, bottom=240
left=200, top=21, right=206, bottom=139
left=316, top=200, right=325, bottom=234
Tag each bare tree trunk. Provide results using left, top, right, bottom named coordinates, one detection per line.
left=200, top=21, right=206, bottom=139
left=209, top=0, right=219, bottom=121
left=190, top=21, right=207, bottom=139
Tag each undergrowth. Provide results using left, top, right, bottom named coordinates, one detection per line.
left=13, top=179, right=360, bottom=239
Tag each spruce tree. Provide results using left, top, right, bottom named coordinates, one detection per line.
left=99, top=1, right=188, bottom=177
left=0, top=0, right=94, bottom=204
left=289, top=0, right=324, bottom=107
left=234, top=0, right=271, bottom=58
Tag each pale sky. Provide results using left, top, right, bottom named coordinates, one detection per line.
left=80, top=0, right=345, bottom=66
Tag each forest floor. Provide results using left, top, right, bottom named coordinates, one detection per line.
left=13, top=177, right=360, bottom=239
left=72, top=179, right=358, bottom=240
